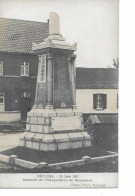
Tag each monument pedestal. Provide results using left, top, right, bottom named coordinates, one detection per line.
left=19, top=12, right=91, bottom=151
left=20, top=108, right=91, bottom=151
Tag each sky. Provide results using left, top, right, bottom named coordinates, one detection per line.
left=0, top=0, right=119, bottom=68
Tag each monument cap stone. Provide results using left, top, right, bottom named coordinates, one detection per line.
left=32, top=12, right=76, bottom=51
left=49, top=12, right=60, bottom=35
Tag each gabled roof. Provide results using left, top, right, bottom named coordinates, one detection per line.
left=76, top=68, right=118, bottom=89
left=0, top=17, right=49, bottom=54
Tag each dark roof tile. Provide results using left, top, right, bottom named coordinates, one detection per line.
left=76, top=68, right=118, bottom=89
left=0, top=17, right=49, bottom=54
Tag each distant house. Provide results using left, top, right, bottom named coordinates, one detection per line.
left=76, top=68, right=118, bottom=120
left=0, top=17, right=118, bottom=124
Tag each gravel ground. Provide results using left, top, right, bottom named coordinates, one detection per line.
left=0, top=132, right=24, bottom=151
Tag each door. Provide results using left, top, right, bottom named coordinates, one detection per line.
left=19, top=90, right=31, bottom=121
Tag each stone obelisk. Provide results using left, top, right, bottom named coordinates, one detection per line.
left=20, top=12, right=91, bottom=151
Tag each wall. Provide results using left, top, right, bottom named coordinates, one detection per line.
left=0, top=53, right=38, bottom=76
left=0, top=111, right=21, bottom=123
left=76, top=89, right=118, bottom=114
left=0, top=52, right=38, bottom=119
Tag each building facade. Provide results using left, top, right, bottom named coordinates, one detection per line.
left=0, top=52, right=38, bottom=121
left=0, top=17, right=48, bottom=122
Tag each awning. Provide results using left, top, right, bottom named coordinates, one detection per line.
left=87, top=114, right=118, bottom=124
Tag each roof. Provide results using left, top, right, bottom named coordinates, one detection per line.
left=87, top=114, right=118, bottom=124
left=0, top=17, right=49, bottom=54
left=76, top=68, right=118, bottom=89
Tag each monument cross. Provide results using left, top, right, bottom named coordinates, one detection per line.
left=20, top=12, right=91, bottom=151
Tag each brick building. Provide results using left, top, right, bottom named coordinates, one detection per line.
left=0, top=18, right=48, bottom=121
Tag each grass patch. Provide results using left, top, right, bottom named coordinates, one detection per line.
left=1, top=146, right=111, bottom=164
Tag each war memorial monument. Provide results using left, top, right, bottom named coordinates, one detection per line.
left=19, top=12, right=91, bottom=151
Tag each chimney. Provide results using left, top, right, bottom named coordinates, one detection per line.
left=49, top=12, right=60, bottom=35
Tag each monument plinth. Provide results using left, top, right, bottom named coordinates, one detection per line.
left=20, top=12, right=91, bottom=151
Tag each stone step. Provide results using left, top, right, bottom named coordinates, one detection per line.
left=19, top=132, right=91, bottom=151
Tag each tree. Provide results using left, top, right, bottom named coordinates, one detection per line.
left=113, top=59, right=119, bottom=69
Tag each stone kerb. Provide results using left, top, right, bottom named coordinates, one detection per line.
left=0, top=153, right=48, bottom=169
left=81, top=156, right=91, bottom=164
left=14, top=158, right=38, bottom=169
left=0, top=154, right=10, bottom=163
left=49, top=159, right=85, bottom=169
left=0, top=152, right=118, bottom=170
left=10, top=155, right=18, bottom=165
left=38, top=162, right=48, bottom=169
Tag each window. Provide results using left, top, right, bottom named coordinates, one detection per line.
left=20, top=90, right=31, bottom=99
left=0, top=92, right=4, bottom=111
left=21, top=62, right=29, bottom=76
left=93, top=94, right=107, bottom=110
left=0, top=61, right=3, bottom=76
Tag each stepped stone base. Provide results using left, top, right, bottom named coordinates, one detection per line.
left=19, top=108, right=91, bottom=151
left=19, top=131, right=91, bottom=151
left=25, top=108, right=84, bottom=134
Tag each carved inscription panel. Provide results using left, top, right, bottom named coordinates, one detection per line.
left=51, top=116, right=82, bottom=131
left=37, top=54, right=46, bottom=83
left=34, top=54, right=47, bottom=108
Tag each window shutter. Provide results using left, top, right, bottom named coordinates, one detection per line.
left=93, top=94, right=96, bottom=109
left=21, top=64, right=24, bottom=76
left=103, top=94, right=107, bottom=109
left=25, top=64, right=29, bottom=76
left=0, top=62, right=3, bottom=75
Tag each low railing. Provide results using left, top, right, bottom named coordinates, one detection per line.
left=0, top=152, right=118, bottom=170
